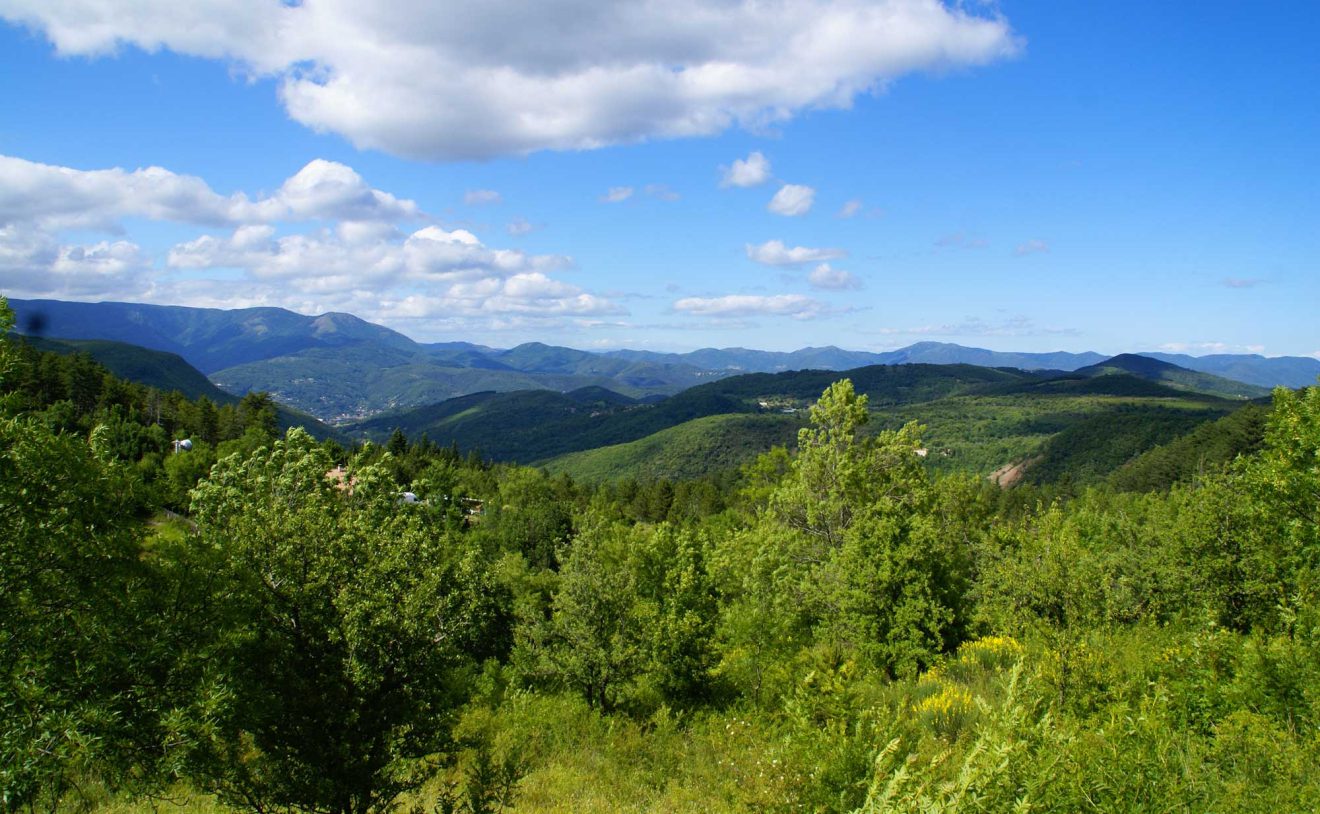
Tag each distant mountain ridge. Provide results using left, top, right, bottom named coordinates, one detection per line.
left=604, top=341, right=1109, bottom=373
left=8, top=298, right=1316, bottom=422
left=1070, top=353, right=1270, bottom=400
left=1143, top=351, right=1320, bottom=390
left=9, top=298, right=417, bottom=374
left=7, top=298, right=725, bottom=420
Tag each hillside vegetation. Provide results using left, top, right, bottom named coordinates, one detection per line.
left=6, top=295, right=1320, bottom=814
left=375, top=363, right=1245, bottom=488
left=540, top=413, right=804, bottom=482
left=1071, top=353, right=1270, bottom=399
left=17, top=333, right=339, bottom=441
left=350, top=363, right=1026, bottom=463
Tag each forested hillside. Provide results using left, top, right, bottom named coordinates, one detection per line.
left=357, top=363, right=1249, bottom=489
left=4, top=296, right=1320, bottom=814
left=350, top=363, right=1029, bottom=462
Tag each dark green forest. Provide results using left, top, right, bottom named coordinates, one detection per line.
left=3, top=296, right=1319, bottom=813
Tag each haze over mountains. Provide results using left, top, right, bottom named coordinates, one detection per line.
left=9, top=298, right=1318, bottom=423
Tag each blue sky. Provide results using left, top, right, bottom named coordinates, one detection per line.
left=1, top=1, right=1316, bottom=357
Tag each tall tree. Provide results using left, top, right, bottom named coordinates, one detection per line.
left=178, top=429, right=499, bottom=814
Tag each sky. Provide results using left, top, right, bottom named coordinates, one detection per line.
left=0, top=1, right=1316, bottom=357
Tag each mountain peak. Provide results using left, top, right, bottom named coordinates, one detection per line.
left=1080, top=354, right=1182, bottom=377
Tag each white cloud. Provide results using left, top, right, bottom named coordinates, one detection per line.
left=1, top=1, right=1020, bottom=160
left=673, top=293, right=826, bottom=319
left=601, top=186, right=634, bottom=203
left=767, top=183, right=815, bottom=216
left=1013, top=238, right=1048, bottom=257
left=157, top=223, right=619, bottom=322
left=0, top=154, right=619, bottom=326
left=161, top=223, right=617, bottom=320
left=837, top=198, right=863, bottom=218
left=746, top=239, right=846, bottom=266
left=0, top=154, right=419, bottom=230
left=464, top=189, right=503, bottom=205
left=808, top=263, right=861, bottom=290
left=506, top=217, right=536, bottom=235
left=0, top=225, right=151, bottom=297
left=720, top=151, right=771, bottom=188
left=0, top=155, right=233, bottom=229
left=254, top=159, right=421, bottom=222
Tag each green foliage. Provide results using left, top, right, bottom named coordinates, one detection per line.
left=20, top=335, right=237, bottom=403
left=1247, top=385, right=1320, bottom=562
left=644, top=527, right=720, bottom=708
left=525, top=522, right=648, bottom=712
left=541, top=413, right=802, bottom=482
left=757, top=380, right=969, bottom=676
left=1021, top=405, right=1232, bottom=486
left=1108, top=403, right=1267, bottom=492
left=176, top=429, right=502, bottom=814
left=0, top=405, right=162, bottom=810
left=821, top=510, right=967, bottom=678
left=480, top=468, right=576, bottom=570
left=6, top=332, right=1320, bottom=814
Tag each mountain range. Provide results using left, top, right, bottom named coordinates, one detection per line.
left=8, top=298, right=1317, bottom=422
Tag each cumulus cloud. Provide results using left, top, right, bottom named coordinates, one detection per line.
left=746, top=239, right=846, bottom=266
left=767, top=183, right=815, bottom=216
left=720, top=151, right=772, bottom=188
left=256, top=159, right=421, bottom=222
left=464, top=189, right=503, bottom=205
left=808, top=263, right=862, bottom=290
left=1, top=1, right=1020, bottom=160
left=169, top=223, right=569, bottom=284
left=0, top=154, right=419, bottom=230
left=0, top=225, right=151, bottom=297
left=673, top=293, right=827, bottom=319
left=0, top=154, right=620, bottom=326
left=161, top=223, right=619, bottom=320
left=601, top=186, right=634, bottom=203
left=1014, top=238, right=1048, bottom=256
